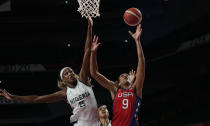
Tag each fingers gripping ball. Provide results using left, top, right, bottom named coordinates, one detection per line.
left=123, top=8, right=142, bottom=26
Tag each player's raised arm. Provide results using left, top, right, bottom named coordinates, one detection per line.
left=90, top=36, right=117, bottom=93
left=0, top=88, right=66, bottom=103
left=84, top=16, right=93, bottom=52
left=128, top=24, right=145, bottom=98
left=79, top=17, right=93, bottom=85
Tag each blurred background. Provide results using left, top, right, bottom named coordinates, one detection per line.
left=0, top=0, right=210, bottom=125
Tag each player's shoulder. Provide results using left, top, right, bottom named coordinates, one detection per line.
left=77, top=79, right=93, bottom=88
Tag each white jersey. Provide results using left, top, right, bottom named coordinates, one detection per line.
left=108, top=121, right=111, bottom=126
left=100, top=121, right=111, bottom=126
left=66, top=80, right=100, bottom=126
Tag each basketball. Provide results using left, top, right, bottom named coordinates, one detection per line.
left=123, top=8, right=142, bottom=26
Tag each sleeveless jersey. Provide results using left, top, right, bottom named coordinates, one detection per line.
left=111, top=88, right=142, bottom=126
left=99, top=120, right=111, bottom=126
left=66, top=80, right=100, bottom=126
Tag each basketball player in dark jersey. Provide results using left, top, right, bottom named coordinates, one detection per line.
left=90, top=24, right=145, bottom=126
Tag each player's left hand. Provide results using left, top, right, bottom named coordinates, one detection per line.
left=91, top=35, right=100, bottom=52
left=128, top=24, right=142, bottom=41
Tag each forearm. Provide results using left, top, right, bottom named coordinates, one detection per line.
left=135, top=39, right=145, bottom=64
left=81, top=25, right=92, bottom=78
left=135, top=39, right=145, bottom=89
left=84, top=25, right=92, bottom=51
left=79, top=48, right=91, bottom=84
left=90, top=51, right=99, bottom=76
left=11, top=95, right=38, bottom=103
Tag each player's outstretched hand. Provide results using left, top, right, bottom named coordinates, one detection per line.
left=0, top=88, right=13, bottom=100
left=128, top=24, right=142, bottom=41
left=129, top=69, right=136, bottom=83
left=91, top=35, right=100, bottom=52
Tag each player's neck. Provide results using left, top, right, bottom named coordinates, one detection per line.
left=120, top=83, right=131, bottom=89
left=66, top=80, right=77, bottom=88
left=100, top=118, right=109, bottom=126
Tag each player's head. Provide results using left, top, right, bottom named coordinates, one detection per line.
left=118, top=73, right=131, bottom=88
left=98, top=105, right=109, bottom=119
left=59, top=67, right=77, bottom=85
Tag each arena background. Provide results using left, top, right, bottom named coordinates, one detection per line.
left=0, top=0, right=210, bottom=125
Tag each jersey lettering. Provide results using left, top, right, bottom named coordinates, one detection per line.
left=70, top=91, right=90, bottom=104
left=118, top=92, right=133, bottom=97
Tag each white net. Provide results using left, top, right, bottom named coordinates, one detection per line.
left=77, top=0, right=100, bottom=18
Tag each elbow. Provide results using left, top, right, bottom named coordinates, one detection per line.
left=139, top=57, right=145, bottom=64
left=90, top=66, right=98, bottom=77
left=33, top=98, right=40, bottom=103
left=33, top=97, right=46, bottom=104
left=139, top=59, right=146, bottom=68
left=85, top=48, right=90, bottom=53
left=90, top=70, right=97, bottom=77
left=136, top=80, right=144, bottom=89
left=90, top=70, right=100, bottom=79
left=139, top=82, right=144, bottom=89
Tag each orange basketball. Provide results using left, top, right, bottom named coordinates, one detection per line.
left=123, top=8, right=142, bottom=26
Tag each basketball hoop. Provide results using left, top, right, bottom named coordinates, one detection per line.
left=77, top=0, right=100, bottom=18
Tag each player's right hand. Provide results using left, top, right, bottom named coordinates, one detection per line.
left=128, top=24, right=142, bottom=41
left=0, top=88, right=13, bottom=100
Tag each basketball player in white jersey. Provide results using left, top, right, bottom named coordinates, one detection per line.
left=0, top=17, right=100, bottom=126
